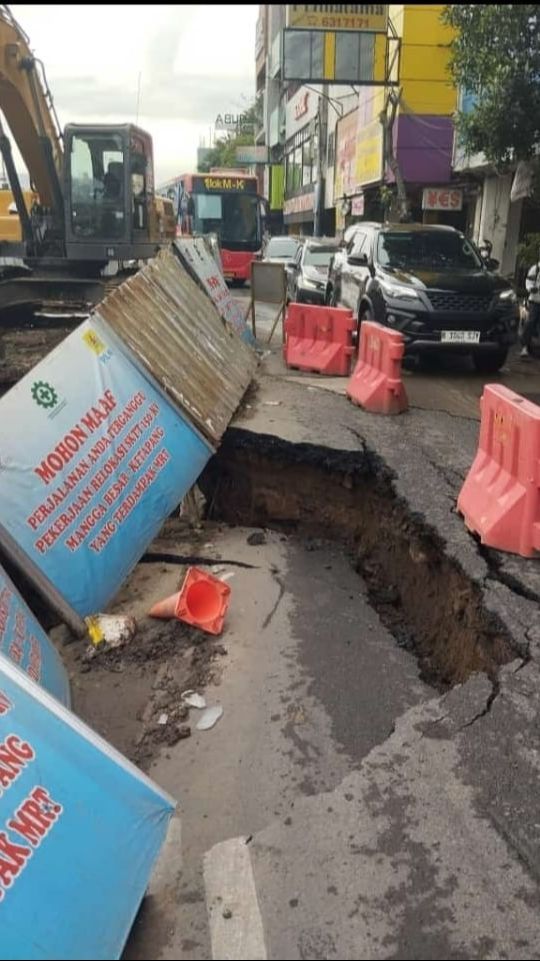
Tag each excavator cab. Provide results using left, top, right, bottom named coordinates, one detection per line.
left=64, top=123, right=160, bottom=263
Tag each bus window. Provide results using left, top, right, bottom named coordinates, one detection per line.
left=196, top=195, right=222, bottom=220
left=223, top=194, right=258, bottom=243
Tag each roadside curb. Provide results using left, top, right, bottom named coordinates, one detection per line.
left=204, top=836, right=267, bottom=960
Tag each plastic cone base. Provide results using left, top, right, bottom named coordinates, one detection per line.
left=148, top=591, right=182, bottom=620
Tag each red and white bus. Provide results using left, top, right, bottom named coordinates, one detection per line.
left=158, top=170, right=266, bottom=284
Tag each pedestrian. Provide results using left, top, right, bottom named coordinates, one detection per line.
left=178, top=180, right=194, bottom=235
left=520, top=255, right=540, bottom=358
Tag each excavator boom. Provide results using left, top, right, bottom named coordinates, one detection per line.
left=0, top=4, right=174, bottom=331
left=0, top=5, right=63, bottom=208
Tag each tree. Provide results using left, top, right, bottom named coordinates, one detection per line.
left=198, top=104, right=257, bottom=172
left=380, top=90, right=411, bottom=222
left=443, top=4, right=540, bottom=166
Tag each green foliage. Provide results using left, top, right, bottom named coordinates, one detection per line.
left=443, top=4, right=540, bottom=165
left=198, top=104, right=256, bottom=172
left=517, top=233, right=540, bottom=268
left=378, top=185, right=394, bottom=211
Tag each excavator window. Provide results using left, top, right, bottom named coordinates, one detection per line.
left=69, top=133, right=126, bottom=240
left=130, top=146, right=149, bottom=232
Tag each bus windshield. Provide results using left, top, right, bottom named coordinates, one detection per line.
left=193, top=192, right=261, bottom=250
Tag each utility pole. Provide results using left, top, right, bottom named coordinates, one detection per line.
left=314, top=93, right=328, bottom=237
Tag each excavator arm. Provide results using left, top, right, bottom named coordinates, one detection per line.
left=0, top=5, right=63, bottom=209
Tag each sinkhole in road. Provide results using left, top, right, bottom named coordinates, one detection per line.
left=200, top=427, right=518, bottom=691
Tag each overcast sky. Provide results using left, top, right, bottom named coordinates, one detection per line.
left=9, top=4, right=258, bottom=184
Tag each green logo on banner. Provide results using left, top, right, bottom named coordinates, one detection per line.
left=31, top=381, right=59, bottom=410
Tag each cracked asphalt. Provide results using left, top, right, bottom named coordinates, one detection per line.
left=132, top=295, right=540, bottom=960
left=196, top=297, right=540, bottom=960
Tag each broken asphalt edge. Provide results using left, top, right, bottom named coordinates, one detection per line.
left=198, top=371, right=540, bottom=955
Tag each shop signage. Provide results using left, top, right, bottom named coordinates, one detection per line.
left=355, top=116, right=383, bottom=186
left=287, top=4, right=388, bottom=33
left=422, top=187, right=463, bottom=211
left=215, top=113, right=254, bottom=133
left=335, top=109, right=358, bottom=199
left=295, top=92, right=310, bottom=121
left=235, top=145, right=269, bottom=164
left=283, top=191, right=315, bottom=216
left=286, top=86, right=319, bottom=139
left=352, top=194, right=365, bottom=216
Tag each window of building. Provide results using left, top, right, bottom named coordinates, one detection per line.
left=284, top=30, right=324, bottom=81
left=293, top=145, right=302, bottom=190
left=334, top=32, right=375, bottom=84
left=302, top=140, right=312, bottom=186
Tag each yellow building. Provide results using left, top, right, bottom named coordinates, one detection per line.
left=334, top=4, right=460, bottom=228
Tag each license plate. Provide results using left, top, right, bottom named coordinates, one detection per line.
left=441, top=330, right=480, bottom=344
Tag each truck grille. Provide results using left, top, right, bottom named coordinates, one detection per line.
left=428, top=292, right=492, bottom=313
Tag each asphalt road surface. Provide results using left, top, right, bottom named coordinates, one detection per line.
left=238, top=285, right=540, bottom=420
left=115, top=287, right=540, bottom=960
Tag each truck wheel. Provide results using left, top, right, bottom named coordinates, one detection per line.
left=472, top=348, right=508, bottom=374
left=353, top=303, right=373, bottom=350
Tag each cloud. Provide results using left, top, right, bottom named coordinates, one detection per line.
left=7, top=3, right=257, bottom=179
left=51, top=72, right=253, bottom=123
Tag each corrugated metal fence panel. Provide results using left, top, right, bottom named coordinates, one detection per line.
left=96, top=248, right=257, bottom=445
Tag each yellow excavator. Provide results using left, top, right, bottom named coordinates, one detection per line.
left=0, top=5, right=175, bottom=314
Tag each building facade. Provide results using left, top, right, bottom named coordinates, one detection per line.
left=255, top=4, right=461, bottom=236
left=332, top=4, right=460, bottom=232
left=254, top=3, right=537, bottom=276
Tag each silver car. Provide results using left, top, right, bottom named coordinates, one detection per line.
left=287, top=240, right=337, bottom=304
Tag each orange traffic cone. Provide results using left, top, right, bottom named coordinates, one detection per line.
left=148, top=592, right=180, bottom=620
left=148, top=567, right=231, bottom=636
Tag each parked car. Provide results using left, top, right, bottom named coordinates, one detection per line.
left=262, top=235, right=302, bottom=266
left=261, top=236, right=303, bottom=293
left=287, top=239, right=337, bottom=304
left=326, top=222, right=519, bottom=373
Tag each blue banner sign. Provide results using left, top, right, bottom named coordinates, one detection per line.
left=0, top=321, right=212, bottom=617
left=0, top=564, right=69, bottom=705
left=174, top=237, right=255, bottom=344
left=0, top=655, right=175, bottom=959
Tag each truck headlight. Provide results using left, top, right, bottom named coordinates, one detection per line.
left=379, top=279, right=419, bottom=301
left=498, top=289, right=517, bottom=302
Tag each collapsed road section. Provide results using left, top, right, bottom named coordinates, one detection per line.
left=188, top=360, right=540, bottom=961
left=201, top=428, right=516, bottom=689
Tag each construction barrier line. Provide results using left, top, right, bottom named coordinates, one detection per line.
left=346, top=320, right=408, bottom=415
left=457, top=384, right=540, bottom=558
left=284, top=304, right=355, bottom=376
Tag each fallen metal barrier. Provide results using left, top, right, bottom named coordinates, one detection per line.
left=98, top=246, right=257, bottom=446
left=0, top=245, right=256, bottom=623
left=174, top=236, right=254, bottom=345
